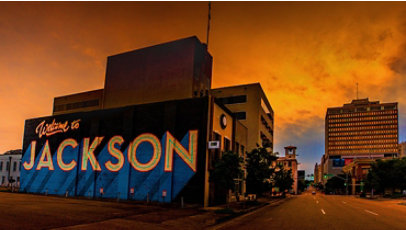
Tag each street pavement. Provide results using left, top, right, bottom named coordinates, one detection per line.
left=0, top=192, right=203, bottom=229
left=215, top=191, right=406, bottom=230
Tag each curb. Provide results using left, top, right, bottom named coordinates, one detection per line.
left=208, top=198, right=289, bottom=230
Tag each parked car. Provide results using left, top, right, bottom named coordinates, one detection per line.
left=312, top=191, right=316, bottom=195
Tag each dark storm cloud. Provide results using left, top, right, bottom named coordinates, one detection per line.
left=389, top=44, right=406, bottom=75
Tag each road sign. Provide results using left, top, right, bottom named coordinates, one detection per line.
left=162, top=190, right=167, bottom=197
left=130, top=188, right=134, bottom=194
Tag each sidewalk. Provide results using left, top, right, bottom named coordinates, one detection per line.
left=55, top=198, right=284, bottom=230
left=354, top=194, right=406, bottom=208
left=167, top=197, right=287, bottom=229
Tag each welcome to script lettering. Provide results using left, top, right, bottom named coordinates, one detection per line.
left=35, top=119, right=80, bottom=138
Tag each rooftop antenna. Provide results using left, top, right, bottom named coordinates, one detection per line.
left=206, top=2, right=211, bottom=48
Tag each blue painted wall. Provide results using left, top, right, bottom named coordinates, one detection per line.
left=20, top=98, right=208, bottom=203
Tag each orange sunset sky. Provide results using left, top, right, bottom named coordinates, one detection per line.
left=1, top=2, right=406, bottom=174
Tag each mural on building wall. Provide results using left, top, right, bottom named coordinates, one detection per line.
left=20, top=98, right=208, bottom=203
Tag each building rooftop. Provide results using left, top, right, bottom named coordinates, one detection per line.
left=1, top=149, right=22, bottom=155
left=107, top=36, right=208, bottom=59
left=326, top=98, right=398, bottom=114
left=211, top=82, right=274, bottom=114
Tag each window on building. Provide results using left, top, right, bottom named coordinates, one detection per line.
left=13, top=162, right=17, bottom=172
left=0, top=162, right=2, bottom=171
left=53, top=104, right=66, bottom=112
left=6, top=162, right=9, bottom=171
left=224, top=137, right=231, bottom=152
left=234, top=112, right=246, bottom=120
left=1, top=176, right=4, bottom=185
left=55, top=99, right=99, bottom=112
left=261, top=98, right=271, bottom=114
left=217, top=95, right=247, bottom=105
left=17, top=177, right=20, bottom=182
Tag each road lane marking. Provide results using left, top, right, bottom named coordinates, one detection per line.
left=321, top=209, right=326, bottom=215
left=364, top=210, right=378, bottom=216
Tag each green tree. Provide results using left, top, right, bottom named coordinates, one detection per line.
left=325, top=175, right=346, bottom=194
left=298, top=180, right=311, bottom=193
left=273, top=166, right=294, bottom=197
left=210, top=151, right=244, bottom=193
left=366, top=158, right=406, bottom=194
left=394, top=158, right=406, bottom=191
left=246, top=147, right=278, bottom=196
left=314, top=182, right=324, bottom=191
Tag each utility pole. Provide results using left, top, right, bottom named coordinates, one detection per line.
left=206, top=2, right=211, bottom=48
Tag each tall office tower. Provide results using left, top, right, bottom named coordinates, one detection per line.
left=324, top=98, right=398, bottom=179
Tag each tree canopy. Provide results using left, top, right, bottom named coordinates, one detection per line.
left=366, top=158, right=406, bottom=193
left=274, top=166, right=294, bottom=195
left=209, top=151, right=244, bottom=192
left=325, top=174, right=346, bottom=194
left=246, top=147, right=278, bottom=195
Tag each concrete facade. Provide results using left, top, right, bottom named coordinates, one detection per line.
left=103, top=36, right=212, bottom=109
left=53, top=89, right=103, bottom=115
left=206, top=100, right=248, bottom=205
left=211, top=83, right=274, bottom=152
left=324, top=98, right=399, bottom=180
left=399, top=141, right=406, bottom=158
left=276, top=146, right=298, bottom=194
left=0, top=150, right=22, bottom=187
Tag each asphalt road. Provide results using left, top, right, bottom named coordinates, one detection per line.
left=0, top=192, right=202, bottom=230
left=217, top=191, right=406, bottom=230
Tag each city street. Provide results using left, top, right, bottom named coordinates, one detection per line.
left=216, top=191, right=406, bottom=230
